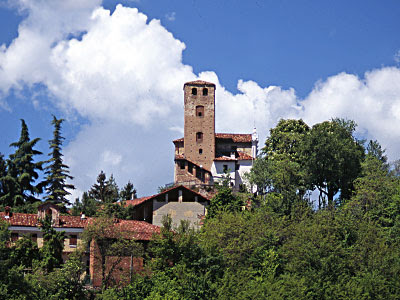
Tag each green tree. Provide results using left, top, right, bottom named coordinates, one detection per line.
left=246, top=158, right=272, bottom=195
left=302, top=119, right=364, bottom=208
left=39, top=215, right=65, bottom=272
left=206, top=186, right=243, bottom=219
left=27, top=252, right=87, bottom=300
left=366, top=139, right=388, bottom=165
left=262, top=118, right=310, bottom=163
left=44, top=116, right=75, bottom=207
left=0, top=154, right=6, bottom=199
left=349, top=155, right=400, bottom=227
left=249, top=119, right=310, bottom=214
left=10, top=235, right=39, bottom=269
left=120, top=181, right=137, bottom=201
left=0, top=120, right=45, bottom=206
left=72, top=191, right=98, bottom=217
left=89, top=171, right=119, bottom=203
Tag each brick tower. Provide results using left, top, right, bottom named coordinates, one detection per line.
left=183, top=80, right=216, bottom=170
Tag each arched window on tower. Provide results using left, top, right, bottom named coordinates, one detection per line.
left=196, top=132, right=203, bottom=143
left=196, top=105, right=204, bottom=117
left=203, top=88, right=208, bottom=96
left=192, top=87, right=197, bottom=95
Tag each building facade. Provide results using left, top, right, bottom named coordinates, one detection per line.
left=174, top=80, right=258, bottom=190
left=124, top=185, right=211, bottom=229
left=0, top=203, right=160, bottom=287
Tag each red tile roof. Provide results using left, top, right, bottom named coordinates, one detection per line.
left=184, top=80, right=215, bottom=86
left=122, top=185, right=212, bottom=207
left=214, top=156, right=237, bottom=161
left=237, top=151, right=253, bottom=160
left=113, top=220, right=160, bottom=240
left=215, top=133, right=252, bottom=143
left=214, top=151, right=253, bottom=161
left=59, top=215, right=91, bottom=228
left=0, top=212, right=38, bottom=226
left=173, top=138, right=184, bottom=143
left=123, top=196, right=153, bottom=208
left=173, top=133, right=252, bottom=144
left=0, top=212, right=160, bottom=241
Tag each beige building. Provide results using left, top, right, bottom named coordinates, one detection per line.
left=1, top=203, right=160, bottom=287
left=124, top=184, right=211, bottom=229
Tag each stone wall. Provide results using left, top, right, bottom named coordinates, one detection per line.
left=152, top=201, right=207, bottom=229
left=184, top=82, right=216, bottom=170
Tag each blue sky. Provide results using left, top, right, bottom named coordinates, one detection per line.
left=0, top=0, right=400, bottom=199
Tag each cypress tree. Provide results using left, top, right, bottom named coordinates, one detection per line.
left=0, top=154, right=6, bottom=200
left=0, top=120, right=44, bottom=206
left=44, top=116, right=75, bottom=207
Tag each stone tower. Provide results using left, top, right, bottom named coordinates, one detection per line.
left=183, top=80, right=216, bottom=170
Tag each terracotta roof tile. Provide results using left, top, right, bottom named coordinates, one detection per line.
left=113, top=220, right=161, bottom=240
left=214, top=156, right=237, bottom=161
left=215, top=133, right=252, bottom=143
left=173, top=138, right=184, bottom=143
left=123, top=196, right=154, bottom=208
left=0, top=212, right=38, bottom=226
left=173, top=133, right=252, bottom=145
left=59, top=215, right=90, bottom=228
left=237, top=151, right=253, bottom=160
left=123, top=185, right=212, bottom=205
left=0, top=212, right=160, bottom=241
left=184, top=80, right=215, bottom=86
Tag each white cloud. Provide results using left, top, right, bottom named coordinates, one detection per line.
left=395, top=49, right=400, bottom=64
left=165, top=12, right=176, bottom=21
left=301, top=67, right=400, bottom=159
left=1, top=1, right=400, bottom=197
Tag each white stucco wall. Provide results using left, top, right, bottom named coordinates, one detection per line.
left=211, top=161, right=236, bottom=185
left=211, top=160, right=253, bottom=190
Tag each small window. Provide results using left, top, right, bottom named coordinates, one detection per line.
left=196, top=167, right=203, bottom=180
left=196, top=105, right=204, bottom=117
left=196, top=132, right=203, bottom=143
left=11, top=233, right=18, bottom=242
left=70, top=235, right=77, bottom=247
left=192, top=88, right=197, bottom=95
left=188, top=163, right=193, bottom=174
left=199, top=149, right=203, bottom=154
left=223, top=165, right=228, bottom=172
left=31, top=234, right=37, bottom=243
left=203, top=88, right=208, bottom=96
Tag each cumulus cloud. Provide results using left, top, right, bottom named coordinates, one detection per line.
left=301, top=67, right=400, bottom=159
left=1, top=1, right=400, bottom=197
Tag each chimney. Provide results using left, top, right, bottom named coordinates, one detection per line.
left=80, top=212, right=86, bottom=220
left=4, top=206, right=11, bottom=219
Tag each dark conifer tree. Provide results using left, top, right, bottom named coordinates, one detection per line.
left=89, top=171, right=108, bottom=202
left=44, top=116, right=74, bottom=207
left=0, top=154, right=6, bottom=199
left=120, top=181, right=137, bottom=200
left=89, top=171, right=119, bottom=203
left=0, top=120, right=44, bottom=206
